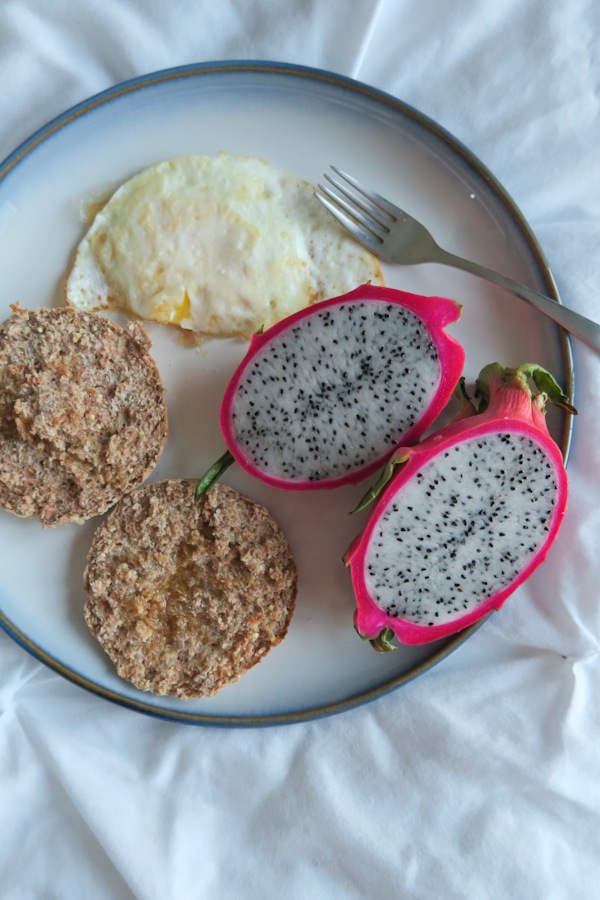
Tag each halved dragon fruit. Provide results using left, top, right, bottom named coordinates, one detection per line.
left=345, top=363, right=574, bottom=649
left=199, top=284, right=465, bottom=494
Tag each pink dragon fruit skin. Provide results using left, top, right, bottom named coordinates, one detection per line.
left=217, top=284, right=465, bottom=491
left=345, top=363, right=573, bottom=648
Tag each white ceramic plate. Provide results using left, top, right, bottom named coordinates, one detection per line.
left=0, top=62, right=572, bottom=726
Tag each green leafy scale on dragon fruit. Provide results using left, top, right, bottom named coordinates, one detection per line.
left=217, top=284, right=465, bottom=490
left=345, top=362, right=575, bottom=648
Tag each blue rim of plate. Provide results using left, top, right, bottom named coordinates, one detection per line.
left=0, top=60, right=574, bottom=728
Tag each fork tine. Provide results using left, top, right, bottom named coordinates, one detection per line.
left=322, top=174, right=394, bottom=236
left=329, top=167, right=400, bottom=219
left=314, top=190, right=384, bottom=254
left=317, top=180, right=390, bottom=240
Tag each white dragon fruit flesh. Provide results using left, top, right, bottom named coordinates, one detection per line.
left=199, top=284, right=465, bottom=494
left=344, top=363, right=574, bottom=649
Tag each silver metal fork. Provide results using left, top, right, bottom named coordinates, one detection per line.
left=316, top=166, right=600, bottom=354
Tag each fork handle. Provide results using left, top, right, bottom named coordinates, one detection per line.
left=435, top=248, right=600, bottom=353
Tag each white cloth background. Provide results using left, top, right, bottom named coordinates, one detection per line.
left=1, top=1, right=599, bottom=897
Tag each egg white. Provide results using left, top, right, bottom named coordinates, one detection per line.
left=65, top=153, right=384, bottom=337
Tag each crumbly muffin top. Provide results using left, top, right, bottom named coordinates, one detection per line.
left=84, top=480, right=297, bottom=698
left=0, top=306, right=168, bottom=526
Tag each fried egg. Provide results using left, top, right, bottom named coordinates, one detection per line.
left=65, top=153, right=384, bottom=338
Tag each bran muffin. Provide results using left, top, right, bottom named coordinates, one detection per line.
left=83, top=480, right=297, bottom=698
left=0, top=306, right=168, bottom=526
